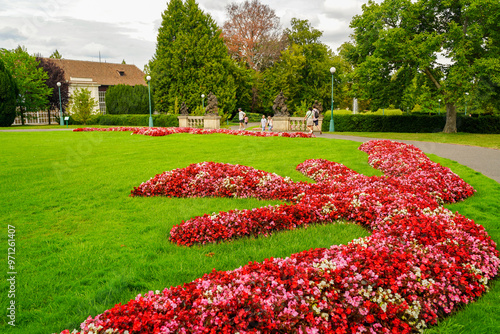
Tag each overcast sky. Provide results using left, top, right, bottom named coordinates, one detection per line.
left=0, top=0, right=375, bottom=71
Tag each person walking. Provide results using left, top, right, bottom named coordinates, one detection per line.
left=312, top=107, right=321, bottom=134
left=267, top=116, right=273, bottom=131
left=238, top=108, right=246, bottom=130
left=304, top=107, right=314, bottom=133
left=261, top=115, right=267, bottom=131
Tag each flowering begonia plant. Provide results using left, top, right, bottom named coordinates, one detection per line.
left=61, top=136, right=499, bottom=334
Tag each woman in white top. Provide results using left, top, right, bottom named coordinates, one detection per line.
left=304, top=107, right=314, bottom=133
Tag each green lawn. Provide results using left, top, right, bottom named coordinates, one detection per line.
left=0, top=131, right=498, bottom=334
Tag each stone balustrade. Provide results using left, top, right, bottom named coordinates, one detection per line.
left=178, top=115, right=221, bottom=129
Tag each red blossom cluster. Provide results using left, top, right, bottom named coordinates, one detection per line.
left=59, top=140, right=499, bottom=334
left=73, top=126, right=314, bottom=138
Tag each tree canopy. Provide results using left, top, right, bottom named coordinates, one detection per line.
left=150, top=0, right=238, bottom=115
left=37, top=57, right=69, bottom=124
left=261, top=18, right=339, bottom=113
left=0, top=46, right=51, bottom=125
left=222, top=0, right=286, bottom=71
left=346, top=0, right=500, bottom=132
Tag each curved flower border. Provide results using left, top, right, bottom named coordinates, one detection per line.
left=73, top=126, right=314, bottom=138
left=60, top=139, right=499, bottom=334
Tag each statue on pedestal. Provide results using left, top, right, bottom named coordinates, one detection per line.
left=205, top=92, right=218, bottom=116
left=272, top=91, right=289, bottom=117
left=180, top=101, right=189, bottom=115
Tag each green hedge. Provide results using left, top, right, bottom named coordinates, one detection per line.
left=69, top=114, right=179, bottom=127
left=321, top=114, right=500, bottom=134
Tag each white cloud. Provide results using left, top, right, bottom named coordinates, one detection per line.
left=0, top=0, right=375, bottom=70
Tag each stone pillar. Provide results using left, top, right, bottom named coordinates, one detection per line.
left=178, top=115, right=189, bottom=128
left=273, top=117, right=290, bottom=132
left=203, top=115, right=221, bottom=129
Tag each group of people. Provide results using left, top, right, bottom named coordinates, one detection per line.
left=238, top=106, right=321, bottom=134
left=238, top=108, right=273, bottom=131
left=304, top=106, right=321, bottom=134
left=260, top=115, right=273, bottom=131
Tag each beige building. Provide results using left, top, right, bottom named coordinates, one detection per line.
left=13, top=59, right=146, bottom=125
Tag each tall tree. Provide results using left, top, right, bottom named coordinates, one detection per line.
left=37, top=57, right=69, bottom=124
left=261, top=18, right=339, bottom=113
left=0, top=46, right=51, bottom=125
left=150, top=0, right=238, bottom=115
left=222, top=0, right=286, bottom=71
left=346, top=0, right=500, bottom=132
left=0, top=58, right=17, bottom=127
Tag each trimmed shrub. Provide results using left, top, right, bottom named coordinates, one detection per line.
left=322, top=114, right=500, bottom=134
left=105, top=85, right=150, bottom=114
left=69, top=114, right=179, bottom=127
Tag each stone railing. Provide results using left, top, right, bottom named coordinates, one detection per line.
left=273, top=116, right=323, bottom=132
left=178, top=115, right=221, bottom=129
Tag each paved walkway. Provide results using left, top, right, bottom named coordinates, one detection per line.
left=238, top=123, right=500, bottom=184
left=2, top=126, right=499, bottom=183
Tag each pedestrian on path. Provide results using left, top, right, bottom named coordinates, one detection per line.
left=267, top=116, right=273, bottom=131
left=312, top=107, right=322, bottom=134
left=261, top=115, right=267, bottom=131
left=238, top=108, right=246, bottom=130
left=304, top=107, right=314, bottom=133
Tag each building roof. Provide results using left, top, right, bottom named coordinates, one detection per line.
left=45, top=58, right=147, bottom=86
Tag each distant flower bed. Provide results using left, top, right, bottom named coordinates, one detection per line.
left=60, top=140, right=499, bottom=334
left=73, top=126, right=314, bottom=138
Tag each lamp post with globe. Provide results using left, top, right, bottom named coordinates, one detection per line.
left=329, top=67, right=336, bottom=132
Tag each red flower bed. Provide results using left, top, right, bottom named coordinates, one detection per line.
left=60, top=140, right=499, bottom=334
left=73, top=126, right=314, bottom=138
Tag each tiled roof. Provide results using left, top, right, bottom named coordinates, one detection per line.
left=45, top=58, right=147, bottom=86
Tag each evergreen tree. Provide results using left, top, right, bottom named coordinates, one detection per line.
left=150, top=0, right=237, bottom=115
left=0, top=58, right=17, bottom=127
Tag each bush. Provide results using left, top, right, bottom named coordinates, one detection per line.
left=70, top=114, right=179, bottom=127
left=321, top=114, right=500, bottom=134
left=105, top=85, right=150, bottom=114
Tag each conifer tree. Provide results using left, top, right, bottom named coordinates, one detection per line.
left=0, top=59, right=17, bottom=126
left=150, top=0, right=237, bottom=115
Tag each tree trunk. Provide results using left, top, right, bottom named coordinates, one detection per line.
left=443, top=103, right=457, bottom=133
left=47, top=109, right=51, bottom=125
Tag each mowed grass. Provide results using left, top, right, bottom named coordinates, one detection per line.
left=0, top=131, right=498, bottom=334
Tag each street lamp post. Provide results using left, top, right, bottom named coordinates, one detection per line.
left=329, top=67, right=336, bottom=132
left=146, top=76, right=153, bottom=127
left=201, top=94, right=205, bottom=114
left=57, top=82, right=63, bottom=126
left=438, top=99, right=441, bottom=115
left=464, top=92, right=469, bottom=115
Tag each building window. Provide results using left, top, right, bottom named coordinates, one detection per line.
left=117, top=70, right=125, bottom=76
left=99, top=90, right=106, bottom=114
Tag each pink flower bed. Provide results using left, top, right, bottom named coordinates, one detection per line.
left=60, top=140, right=499, bottom=334
left=73, top=126, right=314, bottom=138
